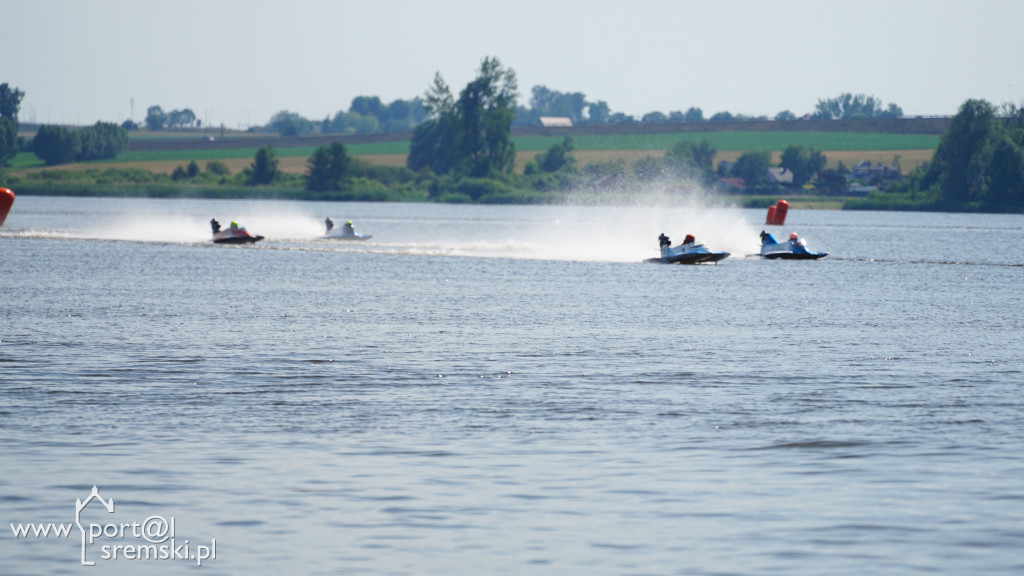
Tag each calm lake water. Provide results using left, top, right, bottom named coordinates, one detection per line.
left=1, top=196, right=1023, bottom=575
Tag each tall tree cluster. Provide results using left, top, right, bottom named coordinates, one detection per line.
left=812, top=93, right=903, bottom=120
left=247, top=145, right=279, bottom=185
left=306, top=142, right=351, bottom=191
left=407, top=57, right=519, bottom=178
left=0, top=83, right=25, bottom=167
left=145, top=105, right=198, bottom=130
left=779, top=145, right=827, bottom=187
left=321, top=96, right=426, bottom=135
left=32, top=122, right=129, bottom=165
left=664, top=139, right=717, bottom=183
left=917, top=99, right=1024, bottom=209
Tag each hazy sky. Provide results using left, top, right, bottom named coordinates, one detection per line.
left=4, top=0, right=1022, bottom=128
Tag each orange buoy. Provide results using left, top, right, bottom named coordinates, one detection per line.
left=0, top=187, right=13, bottom=227
left=773, top=199, right=789, bottom=225
left=765, top=205, right=776, bottom=225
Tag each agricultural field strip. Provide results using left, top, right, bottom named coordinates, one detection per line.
left=42, top=131, right=937, bottom=165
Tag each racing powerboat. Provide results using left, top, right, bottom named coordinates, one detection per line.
left=759, top=231, right=826, bottom=259
left=323, top=218, right=372, bottom=240
left=210, top=219, right=264, bottom=244
left=645, top=234, right=730, bottom=264
left=324, top=229, right=372, bottom=240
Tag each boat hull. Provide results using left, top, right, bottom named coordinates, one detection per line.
left=212, top=228, right=263, bottom=244
left=646, top=247, right=730, bottom=264
left=213, top=235, right=263, bottom=244
left=762, top=251, right=827, bottom=260
left=324, top=233, right=372, bottom=241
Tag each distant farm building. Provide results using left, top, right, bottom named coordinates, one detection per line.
left=538, top=116, right=573, bottom=128
left=850, top=160, right=901, bottom=182
left=766, top=167, right=793, bottom=185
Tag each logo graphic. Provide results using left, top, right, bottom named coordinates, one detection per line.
left=76, top=486, right=115, bottom=565
left=9, top=486, right=217, bottom=567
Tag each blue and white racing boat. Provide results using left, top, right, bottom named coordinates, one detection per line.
left=759, top=231, right=827, bottom=259
left=646, top=234, right=730, bottom=264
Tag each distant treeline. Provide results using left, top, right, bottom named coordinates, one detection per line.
left=246, top=89, right=910, bottom=138
left=848, top=100, right=1024, bottom=213
left=31, top=122, right=129, bottom=165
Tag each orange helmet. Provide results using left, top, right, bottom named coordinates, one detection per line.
left=789, top=232, right=799, bottom=240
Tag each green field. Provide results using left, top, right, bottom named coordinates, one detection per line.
left=7, top=130, right=939, bottom=172
left=130, top=131, right=935, bottom=160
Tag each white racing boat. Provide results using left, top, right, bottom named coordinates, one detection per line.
left=645, top=234, right=730, bottom=264
left=323, top=218, right=372, bottom=241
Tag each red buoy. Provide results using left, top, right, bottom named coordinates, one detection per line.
left=765, top=205, right=776, bottom=225
left=773, top=199, right=789, bottom=225
left=0, top=188, right=13, bottom=227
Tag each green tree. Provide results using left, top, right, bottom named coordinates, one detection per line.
left=77, top=121, right=129, bottom=161
left=407, top=72, right=459, bottom=174
left=306, top=142, right=351, bottom=191
left=248, top=145, right=279, bottom=185
left=145, top=105, right=167, bottom=131
left=167, top=108, right=196, bottom=129
left=268, top=110, right=313, bottom=136
left=407, top=57, right=518, bottom=178
left=683, top=107, right=704, bottom=122
left=0, top=83, right=24, bottom=119
left=986, top=135, right=1024, bottom=210
left=350, top=96, right=384, bottom=118
left=816, top=164, right=849, bottom=195
left=664, top=139, right=716, bottom=182
left=534, top=136, right=577, bottom=173
left=774, top=110, right=796, bottom=121
left=812, top=93, right=903, bottom=119
left=455, top=57, right=518, bottom=177
left=205, top=160, right=231, bottom=176
left=33, top=125, right=81, bottom=165
left=926, top=99, right=1000, bottom=205
left=632, top=155, right=664, bottom=182
left=0, top=83, right=24, bottom=166
left=731, top=151, right=772, bottom=186
left=380, top=99, right=416, bottom=132
left=32, top=122, right=128, bottom=165
left=641, top=111, right=668, bottom=123
left=586, top=101, right=610, bottom=124
left=780, top=145, right=827, bottom=187
left=186, top=160, right=200, bottom=178
left=0, top=117, right=16, bottom=166
left=327, top=111, right=379, bottom=134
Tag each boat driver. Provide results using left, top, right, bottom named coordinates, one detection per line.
left=343, top=220, right=355, bottom=235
